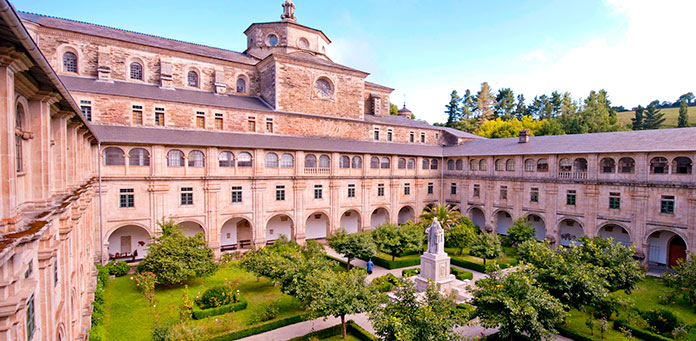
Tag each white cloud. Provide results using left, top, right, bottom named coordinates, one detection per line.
left=522, top=49, right=547, bottom=64
left=327, top=36, right=379, bottom=76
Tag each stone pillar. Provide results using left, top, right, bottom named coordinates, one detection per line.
left=389, top=180, right=399, bottom=224
left=294, top=180, right=307, bottom=243
left=252, top=180, right=266, bottom=247
left=361, top=180, right=371, bottom=231
left=545, top=184, right=559, bottom=243
left=631, top=188, right=649, bottom=266
left=214, top=67, right=226, bottom=94
left=159, top=57, right=173, bottom=89
left=584, top=185, right=599, bottom=237
left=329, top=179, right=340, bottom=234
left=204, top=181, right=221, bottom=255
left=97, top=46, right=112, bottom=82
left=484, top=180, right=495, bottom=232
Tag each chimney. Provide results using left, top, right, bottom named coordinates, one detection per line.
left=518, top=129, right=530, bottom=143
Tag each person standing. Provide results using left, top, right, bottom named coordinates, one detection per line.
left=366, top=259, right=374, bottom=275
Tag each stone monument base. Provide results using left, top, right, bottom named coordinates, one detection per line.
left=415, top=251, right=456, bottom=292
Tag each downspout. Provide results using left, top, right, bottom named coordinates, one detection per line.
left=98, top=141, right=104, bottom=266
left=440, top=154, right=444, bottom=204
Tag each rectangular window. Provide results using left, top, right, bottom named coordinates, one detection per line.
left=248, top=116, right=256, bottom=132
left=404, top=183, right=411, bottom=195
left=420, top=132, right=425, bottom=143
left=530, top=187, right=539, bottom=203
left=132, top=105, right=143, bottom=125
left=373, top=128, right=379, bottom=140
left=609, top=192, right=621, bottom=209
left=54, top=260, right=58, bottom=287
left=155, top=107, right=165, bottom=126
left=410, top=131, right=415, bottom=143
left=196, top=111, right=205, bottom=128
left=377, top=183, right=385, bottom=197
left=387, top=129, right=393, bottom=141
left=26, top=294, right=35, bottom=340
left=450, top=183, right=457, bottom=195
left=276, top=185, right=286, bottom=201
left=231, top=186, right=242, bottom=203
left=661, top=195, right=675, bottom=214
left=266, top=118, right=274, bottom=133
left=474, top=184, right=481, bottom=198
left=500, top=186, right=508, bottom=200
left=567, top=190, right=577, bottom=206
left=427, top=182, right=434, bottom=195
left=347, top=184, right=355, bottom=198
left=215, top=113, right=223, bottom=130
left=180, top=187, right=193, bottom=205
left=80, top=100, right=92, bottom=121
left=119, top=188, right=134, bottom=208
left=24, top=260, right=32, bottom=279
left=314, top=184, right=323, bottom=199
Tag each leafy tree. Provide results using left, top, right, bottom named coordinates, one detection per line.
left=550, top=91, right=563, bottom=117
left=444, top=219, right=477, bottom=255
left=469, top=231, right=502, bottom=265
left=444, top=90, right=462, bottom=128
left=328, top=229, right=376, bottom=270
left=473, top=269, right=566, bottom=340
left=569, top=236, right=644, bottom=293
left=303, top=269, right=376, bottom=339
left=677, top=92, right=694, bottom=105
left=663, top=253, right=696, bottom=305
left=579, top=90, right=622, bottom=133
left=372, top=223, right=422, bottom=261
left=560, top=92, right=577, bottom=117
left=537, top=119, right=565, bottom=136
left=420, top=204, right=462, bottom=228
left=389, top=103, right=399, bottom=116
left=506, top=217, right=536, bottom=246
left=678, top=99, right=689, bottom=127
left=474, top=116, right=546, bottom=138
left=632, top=105, right=645, bottom=130
left=475, top=82, right=496, bottom=119
left=643, top=103, right=666, bottom=129
left=369, top=279, right=466, bottom=341
left=137, top=219, right=217, bottom=285
left=461, top=89, right=475, bottom=119
left=494, top=88, right=516, bottom=120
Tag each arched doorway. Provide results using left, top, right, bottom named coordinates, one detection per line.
left=527, top=214, right=547, bottom=241
left=470, top=207, right=485, bottom=230
left=559, top=219, right=583, bottom=247
left=495, top=210, right=513, bottom=235
left=306, top=212, right=329, bottom=240
left=266, top=214, right=293, bottom=242
left=179, top=221, right=205, bottom=238
left=340, top=210, right=361, bottom=234
left=220, top=217, right=252, bottom=250
left=598, top=224, right=631, bottom=246
left=107, top=225, right=150, bottom=261
left=647, top=230, right=687, bottom=267
left=397, top=206, right=415, bottom=225
left=370, top=208, right=389, bottom=229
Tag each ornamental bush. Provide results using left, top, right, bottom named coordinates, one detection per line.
left=107, top=260, right=130, bottom=277
left=198, top=285, right=232, bottom=309
left=640, top=309, right=680, bottom=336
left=371, top=273, right=399, bottom=293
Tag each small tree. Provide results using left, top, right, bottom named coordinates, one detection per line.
left=371, top=223, right=422, bottom=261
left=663, top=253, right=696, bottom=305
left=444, top=219, right=476, bottom=255
left=472, top=269, right=566, bottom=340
left=469, top=231, right=502, bottom=265
left=678, top=99, right=689, bottom=128
left=133, top=272, right=157, bottom=305
left=137, top=219, right=217, bottom=285
left=420, top=204, right=462, bottom=228
left=328, top=229, right=376, bottom=270
left=506, top=217, right=536, bottom=247
left=569, top=236, right=644, bottom=293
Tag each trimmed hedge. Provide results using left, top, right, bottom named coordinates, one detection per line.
left=192, top=298, right=247, bottom=320
left=346, top=320, right=379, bottom=341
left=450, top=257, right=518, bottom=273
left=210, top=313, right=309, bottom=340
left=614, top=319, right=673, bottom=341
left=450, top=267, right=474, bottom=281
left=556, top=325, right=597, bottom=341
left=288, top=320, right=377, bottom=341
left=481, top=332, right=534, bottom=340
left=325, top=255, right=366, bottom=273
left=366, top=255, right=420, bottom=269
left=402, top=268, right=420, bottom=277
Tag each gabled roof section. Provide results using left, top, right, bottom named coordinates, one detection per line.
left=19, top=11, right=259, bottom=65
left=364, top=114, right=441, bottom=131
left=440, top=127, right=485, bottom=140
left=244, top=21, right=331, bottom=43
left=365, top=81, right=394, bottom=92
left=269, top=52, right=369, bottom=77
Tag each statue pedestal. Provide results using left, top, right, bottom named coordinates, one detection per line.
left=415, top=251, right=456, bottom=292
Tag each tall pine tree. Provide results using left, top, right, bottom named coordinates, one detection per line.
left=631, top=105, right=644, bottom=130
left=461, top=89, right=475, bottom=119
left=643, top=103, right=666, bottom=130
left=494, top=88, right=516, bottom=120
left=475, top=82, right=496, bottom=120
left=678, top=99, right=689, bottom=128
left=444, top=90, right=461, bottom=128
left=515, top=94, right=527, bottom=119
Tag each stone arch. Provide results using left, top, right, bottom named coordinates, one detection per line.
left=397, top=206, right=415, bottom=225
left=220, top=217, right=253, bottom=250
left=56, top=44, right=81, bottom=73
left=370, top=207, right=389, bottom=229
left=266, top=214, right=294, bottom=241
left=306, top=211, right=330, bottom=240
left=597, top=222, right=631, bottom=246
left=339, top=209, right=361, bottom=234
left=494, top=209, right=513, bottom=235
left=646, top=229, right=688, bottom=266
left=468, top=206, right=486, bottom=230
left=126, top=56, right=146, bottom=81
left=558, top=218, right=583, bottom=247
left=176, top=220, right=205, bottom=238
left=106, top=224, right=151, bottom=261
left=526, top=214, right=547, bottom=241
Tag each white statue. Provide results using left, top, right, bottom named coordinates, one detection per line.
left=425, top=218, right=445, bottom=255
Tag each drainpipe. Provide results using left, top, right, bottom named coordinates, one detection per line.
left=98, top=142, right=104, bottom=266
left=440, top=154, right=444, bottom=205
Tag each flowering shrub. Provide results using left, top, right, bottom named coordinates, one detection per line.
left=132, top=272, right=156, bottom=305
left=179, top=285, right=194, bottom=320
left=198, top=285, right=232, bottom=309
left=252, top=301, right=279, bottom=323
left=107, top=260, right=130, bottom=277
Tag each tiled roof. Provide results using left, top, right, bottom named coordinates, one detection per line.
left=440, top=127, right=485, bottom=140
left=364, top=114, right=439, bottom=130
left=19, top=12, right=258, bottom=65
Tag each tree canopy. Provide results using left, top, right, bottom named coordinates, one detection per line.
left=328, top=229, right=376, bottom=270
left=469, top=231, right=502, bottom=265
left=371, top=223, right=423, bottom=261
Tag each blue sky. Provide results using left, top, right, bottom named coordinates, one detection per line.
left=14, top=0, right=695, bottom=123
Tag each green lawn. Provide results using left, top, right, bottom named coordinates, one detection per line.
left=446, top=246, right=517, bottom=264
left=617, top=105, right=696, bottom=128
left=103, top=263, right=304, bottom=340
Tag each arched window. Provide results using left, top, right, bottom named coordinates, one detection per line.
left=455, top=159, right=463, bottom=170
left=479, top=159, right=487, bottom=171
left=559, top=158, right=572, bottom=172
left=167, top=150, right=184, bottom=167
left=672, top=157, right=692, bottom=174
left=305, top=154, right=317, bottom=168
left=650, top=157, right=668, bottom=174
left=103, top=147, right=125, bottom=166
left=340, top=156, right=351, bottom=169
left=618, top=157, right=635, bottom=173
left=219, top=151, right=234, bottom=167
left=280, top=153, right=294, bottom=168
left=398, top=158, right=406, bottom=169
left=430, top=159, right=438, bottom=170
left=236, top=78, right=246, bottom=93
left=319, top=155, right=330, bottom=168
left=422, top=159, right=430, bottom=170
left=63, top=52, right=77, bottom=73
left=573, top=158, right=587, bottom=172
left=265, top=153, right=279, bottom=167
left=600, top=158, right=615, bottom=173
left=128, top=148, right=150, bottom=166
left=407, top=158, right=415, bottom=169
left=351, top=156, right=362, bottom=169
left=371, top=157, right=380, bottom=169
left=505, top=159, right=515, bottom=171
left=15, top=104, right=23, bottom=172
left=470, top=159, right=477, bottom=171
left=188, top=150, right=205, bottom=167
left=187, top=70, right=199, bottom=87
left=536, top=159, right=548, bottom=172
left=129, top=62, right=143, bottom=80
left=381, top=157, right=390, bottom=169
left=447, top=159, right=455, bottom=170
left=237, top=152, right=253, bottom=167
left=524, top=159, right=535, bottom=172
left=495, top=159, right=504, bottom=171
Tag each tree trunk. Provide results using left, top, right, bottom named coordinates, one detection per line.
left=341, top=314, right=347, bottom=339
left=392, top=254, right=395, bottom=261
left=483, top=258, right=487, bottom=265
left=346, top=257, right=351, bottom=271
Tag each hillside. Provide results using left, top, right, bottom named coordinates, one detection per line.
left=617, top=105, right=696, bottom=128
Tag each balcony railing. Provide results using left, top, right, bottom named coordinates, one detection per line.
left=305, top=167, right=330, bottom=175
left=558, top=171, right=588, bottom=180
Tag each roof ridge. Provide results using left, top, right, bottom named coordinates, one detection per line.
left=18, top=11, right=253, bottom=60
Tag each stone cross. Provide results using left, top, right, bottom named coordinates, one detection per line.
left=426, top=218, right=445, bottom=255
left=281, top=0, right=297, bottom=22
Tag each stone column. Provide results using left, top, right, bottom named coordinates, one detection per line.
left=390, top=180, right=399, bottom=224
left=361, top=180, right=371, bottom=231
left=204, top=181, right=221, bottom=255
left=584, top=185, right=599, bottom=237
left=545, top=184, right=559, bottom=244
left=329, top=179, right=340, bottom=234
left=252, top=180, right=266, bottom=247
left=484, top=180, right=495, bottom=232
left=294, top=180, right=307, bottom=243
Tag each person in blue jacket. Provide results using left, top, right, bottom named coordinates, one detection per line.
left=366, top=259, right=374, bottom=275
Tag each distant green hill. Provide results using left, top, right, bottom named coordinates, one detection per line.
left=617, top=105, right=696, bottom=128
